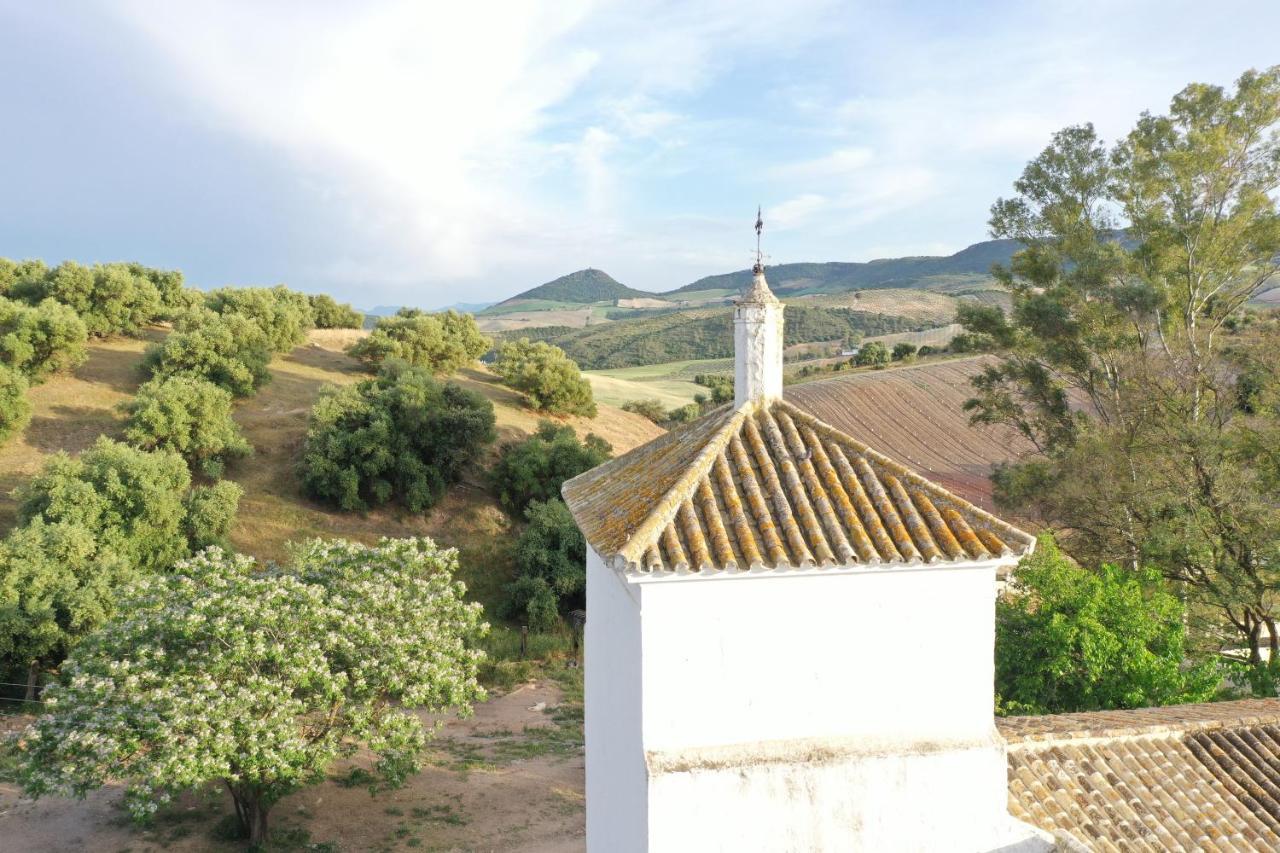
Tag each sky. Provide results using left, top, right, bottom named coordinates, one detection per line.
left=2, top=2, right=1279, bottom=308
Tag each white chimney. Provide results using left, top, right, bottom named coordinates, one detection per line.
left=734, top=264, right=784, bottom=408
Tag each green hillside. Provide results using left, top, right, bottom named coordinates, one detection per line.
left=501, top=304, right=926, bottom=370
left=487, top=268, right=653, bottom=310
left=666, top=238, right=1020, bottom=296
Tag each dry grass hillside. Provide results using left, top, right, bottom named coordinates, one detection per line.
left=0, top=327, right=663, bottom=612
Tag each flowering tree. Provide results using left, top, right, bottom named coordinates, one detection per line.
left=16, top=537, right=487, bottom=846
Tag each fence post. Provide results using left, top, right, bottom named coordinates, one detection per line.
left=520, top=625, right=528, bottom=660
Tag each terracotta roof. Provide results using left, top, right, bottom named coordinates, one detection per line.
left=561, top=397, right=1035, bottom=574
left=999, top=699, right=1280, bottom=852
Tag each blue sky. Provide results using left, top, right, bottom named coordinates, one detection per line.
left=3, top=1, right=1279, bottom=307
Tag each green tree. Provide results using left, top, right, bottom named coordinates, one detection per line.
left=506, top=499, right=586, bottom=630
left=125, top=263, right=190, bottom=318
left=143, top=312, right=273, bottom=397
left=891, top=342, right=918, bottom=361
left=622, top=398, right=668, bottom=423
left=0, top=365, right=32, bottom=444
left=17, top=437, right=241, bottom=574
left=34, top=261, right=162, bottom=337
left=205, top=286, right=315, bottom=353
left=121, top=376, right=252, bottom=477
left=996, top=536, right=1219, bottom=715
left=348, top=310, right=489, bottom=374
left=15, top=537, right=486, bottom=846
left=0, top=258, right=48, bottom=298
left=961, top=67, right=1280, bottom=664
left=308, top=294, right=364, bottom=329
left=492, top=338, right=597, bottom=416
left=854, top=340, right=889, bottom=367
left=0, top=520, right=131, bottom=699
left=300, top=362, right=496, bottom=512
left=490, top=421, right=610, bottom=515
left=0, top=297, right=88, bottom=381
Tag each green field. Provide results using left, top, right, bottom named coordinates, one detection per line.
left=583, top=357, right=734, bottom=408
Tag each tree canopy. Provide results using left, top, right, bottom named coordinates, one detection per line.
left=960, top=66, right=1280, bottom=666
left=996, top=536, right=1219, bottom=715
left=300, top=362, right=496, bottom=511
left=348, top=309, right=489, bottom=374
left=121, top=376, right=252, bottom=477
left=489, top=420, right=610, bottom=515
left=0, top=296, right=88, bottom=381
left=15, top=537, right=487, bottom=846
left=26, top=261, right=162, bottom=337
left=308, top=294, right=364, bottom=329
left=505, top=499, right=587, bottom=631
left=492, top=338, right=597, bottom=416
left=143, top=312, right=273, bottom=397
left=205, top=286, right=315, bottom=353
left=0, top=365, right=31, bottom=445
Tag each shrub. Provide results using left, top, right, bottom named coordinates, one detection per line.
left=143, top=312, right=272, bottom=397
left=490, top=421, right=610, bottom=515
left=125, top=263, right=189, bottom=317
left=0, top=258, right=49, bottom=299
left=16, top=437, right=241, bottom=574
left=0, top=365, right=31, bottom=444
left=309, top=294, right=364, bottom=329
left=505, top=499, right=586, bottom=628
left=14, top=537, right=486, bottom=846
left=917, top=345, right=937, bottom=357
left=121, top=376, right=252, bottom=477
left=948, top=331, right=994, bottom=353
left=0, top=297, right=89, bottom=381
left=854, top=340, right=890, bottom=367
left=995, top=535, right=1219, bottom=715
left=300, top=362, right=496, bottom=511
left=666, top=403, right=702, bottom=424
left=692, top=373, right=734, bottom=404
left=205, top=285, right=315, bottom=352
left=348, top=310, right=489, bottom=374
left=891, top=342, right=918, bottom=361
left=34, top=261, right=162, bottom=337
left=492, top=338, right=597, bottom=416
left=622, top=398, right=668, bottom=423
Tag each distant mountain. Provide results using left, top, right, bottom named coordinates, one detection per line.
left=668, top=239, right=1021, bottom=296
left=490, top=268, right=654, bottom=309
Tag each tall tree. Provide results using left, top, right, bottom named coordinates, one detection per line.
left=961, top=67, right=1280, bottom=664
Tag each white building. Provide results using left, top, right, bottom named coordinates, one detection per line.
left=563, top=258, right=1053, bottom=851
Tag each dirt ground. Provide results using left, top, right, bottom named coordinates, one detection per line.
left=0, top=678, right=585, bottom=852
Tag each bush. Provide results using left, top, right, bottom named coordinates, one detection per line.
left=33, top=261, right=162, bottom=337
left=0, top=365, right=31, bottom=444
left=995, top=535, right=1219, bottom=715
left=143, top=312, right=273, bottom=397
left=121, top=376, right=252, bottom=477
left=309, top=294, right=364, bottom=329
left=205, top=286, right=315, bottom=353
left=492, top=338, right=597, bottom=416
left=300, top=362, right=496, bottom=511
left=917, top=345, right=937, bottom=357
left=666, top=403, right=702, bottom=424
left=0, top=258, right=48, bottom=298
left=348, top=310, right=489, bottom=374
left=505, top=499, right=586, bottom=628
left=622, top=398, right=668, bottom=423
left=16, top=437, right=241, bottom=574
left=891, top=342, right=918, bottom=361
left=854, top=340, right=890, bottom=367
left=14, top=537, right=486, bottom=846
left=490, top=421, right=611, bottom=515
left=948, top=331, right=994, bottom=353
left=125, top=263, right=189, bottom=318
left=692, top=373, right=734, bottom=404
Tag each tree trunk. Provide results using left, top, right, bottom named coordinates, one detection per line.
left=227, top=783, right=270, bottom=847
left=1267, top=616, right=1279, bottom=661
left=1249, top=618, right=1264, bottom=666
left=24, top=662, right=39, bottom=702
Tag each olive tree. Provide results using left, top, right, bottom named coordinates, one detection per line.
left=0, top=364, right=31, bottom=444
left=308, top=294, right=364, bottom=329
left=348, top=309, right=489, bottom=374
left=121, top=376, right=252, bottom=477
left=489, top=420, right=610, bottom=514
left=0, top=296, right=88, bottom=381
left=206, top=286, right=315, bottom=353
left=15, top=537, right=487, bottom=846
left=300, top=362, right=495, bottom=511
left=143, top=312, right=273, bottom=397
left=492, top=338, right=597, bottom=416
left=34, top=261, right=162, bottom=337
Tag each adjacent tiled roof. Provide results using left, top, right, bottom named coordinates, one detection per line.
left=561, top=397, right=1035, bottom=574
left=1000, top=699, right=1280, bottom=852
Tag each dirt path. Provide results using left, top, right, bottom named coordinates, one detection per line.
left=0, top=679, right=585, bottom=852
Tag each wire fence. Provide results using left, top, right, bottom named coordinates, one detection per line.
left=0, top=681, right=45, bottom=721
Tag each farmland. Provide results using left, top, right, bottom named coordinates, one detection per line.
left=785, top=355, right=1033, bottom=511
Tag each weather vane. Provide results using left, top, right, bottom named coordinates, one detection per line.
left=753, top=205, right=765, bottom=272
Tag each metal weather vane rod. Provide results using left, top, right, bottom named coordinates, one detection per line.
left=754, top=205, right=764, bottom=271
